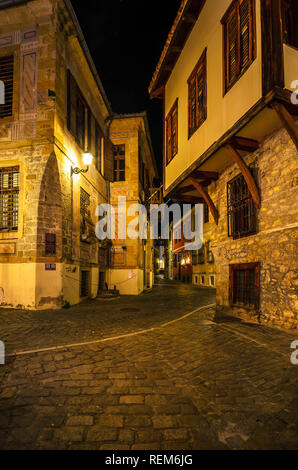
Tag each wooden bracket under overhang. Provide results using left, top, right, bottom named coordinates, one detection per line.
left=225, top=143, right=261, bottom=209
left=271, top=102, right=298, bottom=151
left=188, top=177, right=219, bottom=225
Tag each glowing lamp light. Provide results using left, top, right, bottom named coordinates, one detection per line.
left=71, top=153, right=93, bottom=176
left=83, top=152, right=93, bottom=166
left=181, top=259, right=186, bottom=266
left=186, top=257, right=191, bottom=265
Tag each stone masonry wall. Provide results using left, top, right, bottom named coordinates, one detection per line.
left=208, top=126, right=298, bottom=329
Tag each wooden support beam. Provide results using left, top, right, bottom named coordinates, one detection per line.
left=229, top=136, right=259, bottom=152
left=182, top=13, right=197, bottom=24
left=225, top=144, right=261, bottom=209
left=272, top=102, right=298, bottom=151
left=179, top=181, right=210, bottom=194
left=188, top=178, right=219, bottom=225
left=150, top=86, right=164, bottom=99
left=171, top=46, right=183, bottom=54
left=191, top=170, right=219, bottom=181
left=175, top=195, right=205, bottom=204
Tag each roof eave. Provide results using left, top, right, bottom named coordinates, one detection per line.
left=149, top=0, right=206, bottom=99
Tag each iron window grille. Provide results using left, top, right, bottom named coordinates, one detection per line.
left=173, top=254, right=177, bottom=268
left=206, top=241, right=214, bottom=264
left=80, top=187, right=91, bottom=236
left=188, top=48, right=207, bottom=138
left=192, top=250, right=198, bottom=266
left=0, top=55, right=14, bottom=119
left=114, top=145, right=125, bottom=182
left=0, top=166, right=19, bottom=232
left=229, top=262, right=260, bottom=309
left=45, top=233, right=56, bottom=255
left=198, top=244, right=205, bottom=264
left=227, top=169, right=257, bottom=239
left=204, top=203, right=209, bottom=223
left=80, top=270, right=90, bottom=297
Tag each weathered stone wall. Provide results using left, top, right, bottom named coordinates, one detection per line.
left=208, top=126, right=298, bottom=329
left=0, top=0, right=112, bottom=308
left=109, top=116, right=156, bottom=294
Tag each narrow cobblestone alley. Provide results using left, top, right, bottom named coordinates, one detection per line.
left=0, top=280, right=297, bottom=450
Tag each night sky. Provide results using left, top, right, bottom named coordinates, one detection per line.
left=70, top=0, right=182, bottom=178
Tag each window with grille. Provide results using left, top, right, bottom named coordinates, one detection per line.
left=166, top=99, right=178, bottom=164
left=0, top=56, right=14, bottom=119
left=230, top=263, right=260, bottom=308
left=282, top=0, right=298, bottom=49
left=174, top=254, right=177, bottom=268
left=227, top=170, right=257, bottom=238
left=222, top=0, right=256, bottom=93
left=80, top=187, right=91, bottom=236
left=114, top=145, right=125, bottom=182
left=45, top=233, right=56, bottom=255
left=198, top=244, right=205, bottom=264
left=188, top=49, right=207, bottom=138
left=204, top=203, right=209, bottom=223
left=80, top=270, right=90, bottom=297
left=192, top=249, right=198, bottom=266
left=0, top=166, right=19, bottom=232
left=206, top=241, right=214, bottom=264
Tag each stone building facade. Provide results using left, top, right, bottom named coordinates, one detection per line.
left=192, top=205, right=216, bottom=290
left=109, top=114, right=158, bottom=295
left=149, top=0, right=298, bottom=328
left=0, top=0, right=114, bottom=309
left=209, top=126, right=297, bottom=328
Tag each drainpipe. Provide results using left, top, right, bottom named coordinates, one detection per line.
left=105, top=114, right=115, bottom=290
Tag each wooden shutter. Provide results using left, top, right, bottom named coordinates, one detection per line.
left=166, top=116, right=172, bottom=164
left=67, top=70, right=77, bottom=136
left=227, top=10, right=238, bottom=87
left=189, top=77, right=196, bottom=135
left=239, top=0, right=250, bottom=71
left=172, top=105, right=178, bottom=157
left=197, top=67, right=205, bottom=125
left=0, top=56, right=14, bottom=118
left=104, top=137, right=114, bottom=182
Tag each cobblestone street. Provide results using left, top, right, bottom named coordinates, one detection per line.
left=0, top=280, right=297, bottom=450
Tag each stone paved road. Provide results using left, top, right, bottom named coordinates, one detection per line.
left=0, top=280, right=297, bottom=450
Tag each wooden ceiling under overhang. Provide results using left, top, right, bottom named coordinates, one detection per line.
left=149, top=0, right=206, bottom=99
left=166, top=88, right=298, bottom=224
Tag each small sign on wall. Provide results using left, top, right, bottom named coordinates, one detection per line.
left=45, top=264, right=56, bottom=271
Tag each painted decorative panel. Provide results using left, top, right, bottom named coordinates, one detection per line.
left=0, top=124, right=12, bottom=142
left=0, top=243, right=16, bottom=255
left=21, top=51, right=37, bottom=113
left=20, top=121, right=36, bottom=139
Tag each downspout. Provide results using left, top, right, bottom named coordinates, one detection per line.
left=105, top=114, right=115, bottom=290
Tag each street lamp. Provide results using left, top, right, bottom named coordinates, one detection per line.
left=71, top=153, right=93, bottom=175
